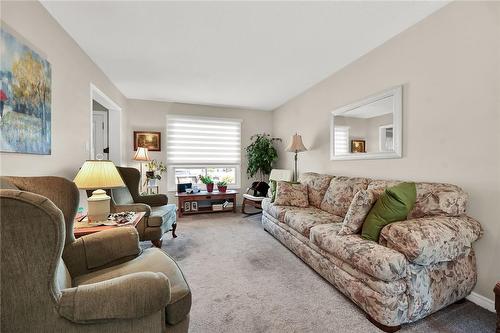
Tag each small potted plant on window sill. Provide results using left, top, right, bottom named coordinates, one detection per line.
left=199, top=175, right=215, bottom=192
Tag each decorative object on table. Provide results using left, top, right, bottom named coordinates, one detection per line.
left=286, top=133, right=307, bottom=181
left=146, top=185, right=159, bottom=194
left=216, top=176, right=232, bottom=192
left=246, top=133, right=281, bottom=181
left=351, top=139, right=366, bottom=153
left=184, top=201, right=191, bottom=212
left=199, top=175, right=214, bottom=192
left=191, top=201, right=198, bottom=211
left=144, top=159, right=166, bottom=187
left=0, top=27, right=51, bottom=155
left=177, top=182, right=192, bottom=193
left=133, top=131, right=161, bottom=151
left=132, top=146, right=150, bottom=192
left=73, top=159, right=125, bottom=222
left=242, top=169, right=292, bottom=215
left=108, top=211, right=136, bottom=224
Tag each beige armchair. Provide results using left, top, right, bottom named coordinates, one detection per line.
left=112, top=166, right=177, bottom=248
left=0, top=176, right=191, bottom=332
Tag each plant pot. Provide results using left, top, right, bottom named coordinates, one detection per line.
left=217, top=185, right=227, bottom=192
left=148, top=178, right=157, bottom=187
left=206, top=183, right=214, bottom=192
left=146, top=171, right=155, bottom=179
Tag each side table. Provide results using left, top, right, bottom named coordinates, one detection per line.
left=74, top=212, right=146, bottom=238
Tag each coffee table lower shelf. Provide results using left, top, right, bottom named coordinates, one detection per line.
left=176, top=190, right=237, bottom=218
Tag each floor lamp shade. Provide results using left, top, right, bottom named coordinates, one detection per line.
left=286, top=134, right=307, bottom=181
left=74, top=160, right=125, bottom=222
left=133, top=147, right=150, bottom=161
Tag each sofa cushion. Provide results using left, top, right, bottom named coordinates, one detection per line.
left=310, top=230, right=408, bottom=282
left=368, top=180, right=468, bottom=218
left=320, top=176, right=369, bottom=217
left=149, top=204, right=176, bottom=228
left=284, top=208, right=343, bottom=237
left=408, top=182, right=468, bottom=218
left=73, top=248, right=191, bottom=325
left=338, top=189, right=380, bottom=236
left=380, top=216, right=482, bottom=265
left=298, top=173, right=333, bottom=208
left=262, top=198, right=303, bottom=222
left=274, top=181, right=309, bottom=207
left=361, top=182, right=417, bottom=242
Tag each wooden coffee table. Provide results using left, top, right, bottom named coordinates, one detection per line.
left=176, top=190, right=237, bottom=217
left=73, top=211, right=146, bottom=238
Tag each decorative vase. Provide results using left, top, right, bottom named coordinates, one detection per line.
left=217, top=185, right=227, bottom=192
left=206, top=183, right=214, bottom=192
left=148, top=178, right=157, bottom=187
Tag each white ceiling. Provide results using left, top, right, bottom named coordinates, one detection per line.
left=42, top=1, right=448, bottom=111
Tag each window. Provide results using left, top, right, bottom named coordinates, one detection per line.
left=166, top=115, right=241, bottom=190
left=334, top=126, right=350, bottom=155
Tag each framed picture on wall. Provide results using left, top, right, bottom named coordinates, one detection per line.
left=134, top=131, right=161, bottom=151
left=351, top=140, right=366, bottom=153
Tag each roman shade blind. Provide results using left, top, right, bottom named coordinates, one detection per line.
left=166, top=115, right=241, bottom=164
left=334, top=126, right=349, bottom=155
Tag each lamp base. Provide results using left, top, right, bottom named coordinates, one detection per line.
left=87, top=189, right=110, bottom=222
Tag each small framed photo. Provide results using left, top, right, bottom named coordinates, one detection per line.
left=134, top=131, right=161, bottom=151
left=351, top=140, right=366, bottom=153
left=191, top=202, right=198, bottom=211
left=184, top=201, right=191, bottom=212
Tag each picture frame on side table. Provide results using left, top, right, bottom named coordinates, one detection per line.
left=184, top=201, right=191, bottom=212
left=191, top=202, right=198, bottom=211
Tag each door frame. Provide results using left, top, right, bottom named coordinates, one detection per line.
left=89, top=83, right=122, bottom=164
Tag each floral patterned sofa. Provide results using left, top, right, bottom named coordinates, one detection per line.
left=261, top=173, right=482, bottom=332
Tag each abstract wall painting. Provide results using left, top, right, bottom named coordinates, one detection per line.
left=0, top=27, right=51, bottom=154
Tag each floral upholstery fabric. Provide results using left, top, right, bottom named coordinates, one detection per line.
left=262, top=198, right=303, bottom=222
left=380, top=216, right=482, bottom=265
left=284, top=208, right=342, bottom=238
left=338, top=189, right=380, bottom=236
left=320, top=176, right=369, bottom=217
left=310, top=231, right=408, bottom=282
left=406, top=251, right=477, bottom=322
left=274, top=181, right=309, bottom=207
left=408, top=182, right=468, bottom=218
left=367, top=179, right=403, bottom=194
left=298, top=173, right=333, bottom=208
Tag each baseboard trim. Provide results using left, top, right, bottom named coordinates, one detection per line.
left=466, top=292, right=495, bottom=312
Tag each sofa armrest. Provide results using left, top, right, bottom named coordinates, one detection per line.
left=63, top=228, right=140, bottom=277
left=380, top=215, right=483, bottom=265
left=135, top=194, right=168, bottom=207
left=58, top=272, right=170, bottom=323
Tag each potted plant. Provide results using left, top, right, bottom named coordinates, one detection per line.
left=199, top=175, right=214, bottom=192
left=246, top=133, right=281, bottom=181
left=145, top=160, right=167, bottom=187
left=216, top=176, right=232, bottom=192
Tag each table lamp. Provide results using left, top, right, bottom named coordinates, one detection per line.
left=73, top=160, right=125, bottom=222
left=133, top=147, right=150, bottom=192
left=286, top=133, right=308, bottom=181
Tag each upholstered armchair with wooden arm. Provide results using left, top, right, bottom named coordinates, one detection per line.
left=0, top=176, right=191, bottom=332
left=112, top=166, right=177, bottom=247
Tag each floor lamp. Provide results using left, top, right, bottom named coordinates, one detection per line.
left=286, top=133, right=308, bottom=182
left=133, top=147, right=150, bottom=192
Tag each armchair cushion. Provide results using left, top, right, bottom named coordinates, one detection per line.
left=380, top=216, right=483, bottom=265
left=64, top=228, right=140, bottom=276
left=149, top=204, right=176, bottom=228
left=74, top=248, right=191, bottom=325
left=59, top=271, right=170, bottom=323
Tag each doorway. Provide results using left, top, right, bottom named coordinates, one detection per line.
left=92, top=100, right=109, bottom=160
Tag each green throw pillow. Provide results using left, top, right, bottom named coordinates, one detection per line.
left=361, top=182, right=417, bottom=242
left=270, top=180, right=277, bottom=202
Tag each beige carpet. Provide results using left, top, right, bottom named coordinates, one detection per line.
left=144, top=213, right=495, bottom=333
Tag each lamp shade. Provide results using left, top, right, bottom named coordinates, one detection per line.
left=133, top=147, right=150, bottom=161
left=73, top=160, right=125, bottom=190
left=285, top=134, right=307, bottom=153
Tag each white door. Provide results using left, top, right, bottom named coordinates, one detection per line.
left=92, top=110, right=109, bottom=160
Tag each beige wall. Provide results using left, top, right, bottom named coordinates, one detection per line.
left=124, top=99, right=273, bottom=203
left=273, top=1, right=500, bottom=302
left=0, top=1, right=128, bottom=191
